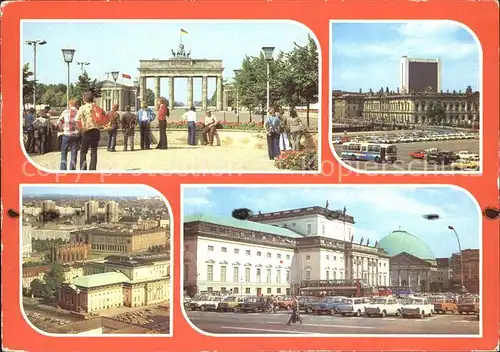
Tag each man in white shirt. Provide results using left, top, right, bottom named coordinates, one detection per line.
left=136, top=101, right=156, bottom=150
left=184, top=106, right=197, bottom=145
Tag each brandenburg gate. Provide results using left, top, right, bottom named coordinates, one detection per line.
left=138, top=44, right=224, bottom=111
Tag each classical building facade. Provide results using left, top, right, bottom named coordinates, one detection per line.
left=95, top=80, right=136, bottom=112
left=378, top=230, right=438, bottom=292
left=138, top=44, right=224, bottom=112
left=333, top=93, right=364, bottom=123
left=51, top=242, right=91, bottom=263
left=184, top=206, right=391, bottom=296
left=451, top=249, right=479, bottom=294
left=436, top=257, right=453, bottom=291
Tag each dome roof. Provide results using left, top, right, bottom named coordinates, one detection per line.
left=378, top=230, right=435, bottom=260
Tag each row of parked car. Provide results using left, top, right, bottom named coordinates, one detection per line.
left=333, top=131, right=478, bottom=145
left=409, top=148, right=480, bottom=169
left=185, top=295, right=295, bottom=313
left=299, top=294, right=480, bottom=319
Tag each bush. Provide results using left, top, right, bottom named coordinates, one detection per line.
left=167, top=120, right=264, bottom=131
left=275, top=150, right=318, bottom=171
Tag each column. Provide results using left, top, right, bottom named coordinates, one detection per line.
left=426, top=271, right=430, bottom=292
left=417, top=270, right=421, bottom=291
left=187, top=76, right=194, bottom=108
left=223, top=88, right=229, bottom=110
left=202, top=76, right=208, bottom=111
left=168, top=77, right=175, bottom=112
left=216, top=76, right=223, bottom=111
left=154, top=77, right=161, bottom=105
left=118, top=90, right=122, bottom=111
left=398, top=270, right=401, bottom=286
left=408, top=269, right=411, bottom=290
left=139, top=76, right=146, bottom=104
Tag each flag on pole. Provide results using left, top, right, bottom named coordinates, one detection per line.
left=181, top=29, right=188, bottom=35
left=122, top=73, right=132, bottom=79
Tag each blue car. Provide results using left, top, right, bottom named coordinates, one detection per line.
left=314, top=296, right=347, bottom=315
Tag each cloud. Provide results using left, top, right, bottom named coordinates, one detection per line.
left=183, top=187, right=213, bottom=211
left=397, top=21, right=462, bottom=38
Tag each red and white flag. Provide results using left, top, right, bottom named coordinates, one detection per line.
left=122, top=73, right=132, bottom=79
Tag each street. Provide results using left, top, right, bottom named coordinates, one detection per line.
left=186, top=310, right=479, bottom=335
left=333, top=139, right=480, bottom=172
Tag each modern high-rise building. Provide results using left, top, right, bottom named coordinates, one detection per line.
left=84, top=200, right=99, bottom=223
left=41, top=200, right=56, bottom=213
left=400, top=56, right=441, bottom=93
left=105, top=201, right=119, bottom=223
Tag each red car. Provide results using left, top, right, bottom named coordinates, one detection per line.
left=410, top=150, right=426, bottom=159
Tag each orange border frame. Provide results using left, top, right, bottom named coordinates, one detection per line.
left=1, top=1, right=499, bottom=351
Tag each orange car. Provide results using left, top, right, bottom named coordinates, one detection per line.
left=277, top=296, right=294, bottom=309
left=429, top=296, right=457, bottom=314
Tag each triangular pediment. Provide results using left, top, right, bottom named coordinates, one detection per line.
left=390, top=252, right=431, bottom=266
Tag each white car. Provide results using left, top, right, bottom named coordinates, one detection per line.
left=337, top=297, right=370, bottom=317
left=188, top=295, right=221, bottom=311
left=365, top=297, right=403, bottom=317
left=401, top=298, right=434, bottom=318
left=457, top=150, right=479, bottom=159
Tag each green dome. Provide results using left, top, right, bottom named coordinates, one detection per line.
left=378, top=230, right=435, bottom=260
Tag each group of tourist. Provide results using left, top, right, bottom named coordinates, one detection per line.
left=265, top=107, right=306, bottom=160
left=24, top=106, right=55, bottom=156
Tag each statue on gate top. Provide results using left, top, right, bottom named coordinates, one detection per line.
left=171, top=43, right=191, bottom=59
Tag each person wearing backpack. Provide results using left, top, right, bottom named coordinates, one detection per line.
left=76, top=91, right=108, bottom=170
left=137, top=101, right=156, bottom=150
left=264, top=107, right=281, bottom=160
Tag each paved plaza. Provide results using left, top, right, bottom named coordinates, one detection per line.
left=186, top=310, right=479, bottom=335
left=333, top=139, right=480, bottom=172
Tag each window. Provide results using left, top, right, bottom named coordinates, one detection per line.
left=267, top=253, right=272, bottom=258
left=306, top=255, right=311, bottom=260
left=305, top=270, right=311, bottom=280
left=333, top=271, right=337, bottom=279
left=245, top=288, right=251, bottom=294
left=221, top=247, right=227, bottom=253
left=333, top=256, right=337, bottom=261
left=220, top=266, right=227, bottom=282
left=267, top=288, right=272, bottom=294
left=207, top=287, right=213, bottom=293
left=306, top=223, right=312, bottom=235
left=208, top=245, right=214, bottom=251
left=207, top=265, right=214, bottom=281
left=292, top=222, right=296, bottom=226
left=277, top=253, right=281, bottom=259
left=245, top=250, right=251, bottom=256
left=286, top=270, right=290, bottom=283
left=383, top=276, right=387, bottom=285
left=257, top=251, right=261, bottom=257
left=286, top=254, right=290, bottom=260
left=277, top=288, right=281, bottom=294
left=234, top=248, right=239, bottom=254
left=266, top=269, right=272, bottom=283
left=233, top=267, right=239, bottom=282
left=276, top=270, right=281, bottom=283
left=326, top=255, right=330, bottom=260
left=340, top=272, right=344, bottom=279
left=245, top=268, right=250, bottom=282
left=256, top=268, right=261, bottom=282
left=326, top=271, right=330, bottom=280
left=321, top=222, right=325, bottom=235
left=233, top=287, right=239, bottom=294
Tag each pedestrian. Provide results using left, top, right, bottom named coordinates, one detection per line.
left=201, top=110, right=216, bottom=146
left=184, top=106, right=197, bottom=145
left=24, top=108, right=36, bottom=154
left=40, top=106, right=53, bottom=153
left=137, top=101, right=155, bottom=150
left=33, top=111, right=49, bottom=155
left=156, top=97, right=169, bottom=149
left=121, top=105, right=137, bottom=151
left=105, top=104, right=120, bottom=152
left=286, top=295, right=302, bottom=325
left=57, top=99, right=81, bottom=170
left=287, top=109, right=306, bottom=151
left=277, top=110, right=291, bottom=151
left=76, top=91, right=107, bottom=170
left=264, top=107, right=281, bottom=160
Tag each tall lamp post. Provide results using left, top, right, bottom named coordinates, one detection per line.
left=133, top=78, right=139, bottom=112
left=448, top=225, right=465, bottom=293
left=61, top=49, right=76, bottom=111
left=233, top=69, right=241, bottom=124
left=261, top=46, right=275, bottom=115
left=25, top=39, right=47, bottom=109
left=111, top=71, right=119, bottom=108
left=76, top=61, right=90, bottom=74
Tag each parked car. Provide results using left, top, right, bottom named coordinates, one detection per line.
left=238, top=296, right=268, bottom=313
left=457, top=296, right=480, bottom=314
left=303, top=297, right=327, bottom=314
left=217, top=296, right=244, bottom=312
left=401, top=298, right=434, bottom=318
left=298, top=296, right=316, bottom=311
left=188, top=295, right=219, bottom=311
left=410, top=149, right=426, bottom=159
left=314, top=296, right=347, bottom=315
left=364, top=297, right=403, bottom=317
left=451, top=156, right=480, bottom=170
left=277, top=296, right=294, bottom=310
left=426, top=151, right=456, bottom=165
left=457, top=150, right=479, bottom=159
left=428, top=296, right=457, bottom=314
left=337, top=297, right=370, bottom=317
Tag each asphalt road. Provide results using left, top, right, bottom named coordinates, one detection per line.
left=186, top=310, right=479, bottom=335
left=333, top=139, right=480, bottom=172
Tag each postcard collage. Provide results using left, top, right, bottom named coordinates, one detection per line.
left=1, top=1, right=499, bottom=352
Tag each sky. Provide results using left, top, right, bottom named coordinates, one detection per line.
left=22, top=20, right=312, bottom=104
left=331, top=21, right=480, bottom=92
left=22, top=185, right=160, bottom=197
left=183, top=186, right=480, bottom=258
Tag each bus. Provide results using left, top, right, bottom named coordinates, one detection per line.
left=340, top=142, right=398, bottom=163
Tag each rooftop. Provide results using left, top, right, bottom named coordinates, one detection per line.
left=184, top=213, right=304, bottom=239
left=249, top=206, right=355, bottom=224
left=70, top=271, right=130, bottom=288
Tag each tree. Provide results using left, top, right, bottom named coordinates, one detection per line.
left=145, top=88, right=155, bottom=106
left=40, top=209, right=60, bottom=223
left=30, top=278, right=45, bottom=297
left=23, top=63, right=35, bottom=108
left=43, top=263, right=66, bottom=297
left=72, top=71, right=103, bottom=100
left=426, top=104, right=446, bottom=125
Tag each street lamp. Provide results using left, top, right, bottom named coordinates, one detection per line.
left=111, top=71, right=119, bottom=107
left=25, top=39, right=47, bottom=109
left=261, top=46, right=275, bottom=114
left=76, top=61, right=90, bottom=74
left=133, top=78, right=139, bottom=112
left=448, top=225, right=465, bottom=293
left=233, top=69, right=241, bottom=123
left=61, top=48, right=76, bottom=111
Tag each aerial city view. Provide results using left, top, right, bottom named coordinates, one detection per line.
left=22, top=21, right=319, bottom=172
left=182, top=186, right=480, bottom=335
left=21, top=186, right=171, bottom=335
left=331, top=21, right=481, bottom=172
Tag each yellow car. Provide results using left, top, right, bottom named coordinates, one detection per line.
left=451, top=157, right=479, bottom=171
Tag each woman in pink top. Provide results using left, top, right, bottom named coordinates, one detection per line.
left=156, top=97, right=170, bottom=149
